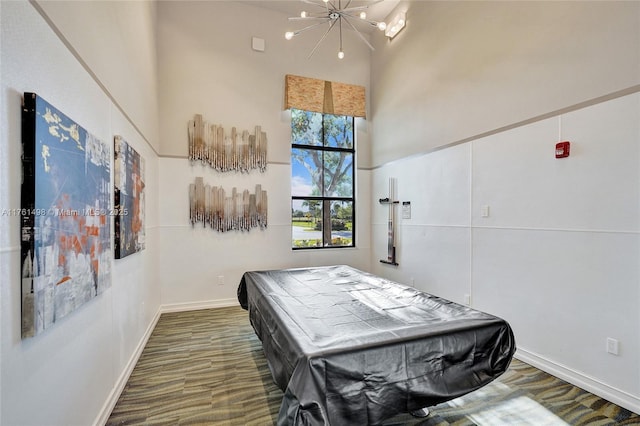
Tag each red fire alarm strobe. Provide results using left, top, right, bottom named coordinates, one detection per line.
left=556, top=141, right=570, bottom=158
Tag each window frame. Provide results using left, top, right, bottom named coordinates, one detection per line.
left=291, top=110, right=356, bottom=250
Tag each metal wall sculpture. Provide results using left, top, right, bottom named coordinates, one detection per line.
left=20, top=93, right=112, bottom=338
left=188, top=114, right=267, bottom=172
left=189, top=177, right=267, bottom=232
left=114, top=136, right=145, bottom=259
left=379, top=177, right=399, bottom=266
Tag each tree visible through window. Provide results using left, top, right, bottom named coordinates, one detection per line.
left=291, top=109, right=355, bottom=249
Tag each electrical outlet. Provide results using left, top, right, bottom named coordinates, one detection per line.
left=218, top=275, right=225, bottom=286
left=606, top=338, right=619, bottom=355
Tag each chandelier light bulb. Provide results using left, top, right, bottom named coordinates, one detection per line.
left=377, top=21, right=387, bottom=31
left=301, top=11, right=307, bottom=18
left=338, top=50, right=345, bottom=59
left=360, top=12, right=367, bottom=19
left=285, top=31, right=294, bottom=40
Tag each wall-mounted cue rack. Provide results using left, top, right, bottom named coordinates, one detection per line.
left=379, top=177, right=399, bottom=266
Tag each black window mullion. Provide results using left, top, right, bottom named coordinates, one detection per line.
left=291, top=109, right=355, bottom=249
left=292, top=144, right=353, bottom=154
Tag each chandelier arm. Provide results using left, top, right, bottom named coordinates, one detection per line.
left=289, top=16, right=333, bottom=21
left=339, top=16, right=343, bottom=52
left=343, top=0, right=384, bottom=9
left=340, top=6, right=370, bottom=12
left=341, top=12, right=382, bottom=27
left=291, top=19, right=331, bottom=37
left=340, top=5, right=380, bottom=12
left=324, top=0, right=338, bottom=11
left=300, top=0, right=331, bottom=10
left=307, top=19, right=339, bottom=59
left=342, top=17, right=375, bottom=51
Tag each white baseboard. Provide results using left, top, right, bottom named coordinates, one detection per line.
left=93, top=309, right=161, bottom=426
left=160, top=298, right=239, bottom=313
left=515, top=348, right=640, bottom=415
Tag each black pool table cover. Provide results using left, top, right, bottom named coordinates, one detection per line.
left=237, top=265, right=515, bottom=425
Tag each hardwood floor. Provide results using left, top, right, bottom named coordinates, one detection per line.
left=107, top=306, right=639, bottom=425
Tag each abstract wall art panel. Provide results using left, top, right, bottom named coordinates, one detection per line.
left=20, top=93, right=112, bottom=339
left=114, top=135, right=145, bottom=259
left=188, top=114, right=267, bottom=173
left=189, top=177, right=267, bottom=232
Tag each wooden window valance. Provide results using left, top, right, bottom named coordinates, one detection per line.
left=284, top=74, right=366, bottom=118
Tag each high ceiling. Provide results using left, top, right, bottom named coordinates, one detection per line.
left=239, top=0, right=400, bottom=33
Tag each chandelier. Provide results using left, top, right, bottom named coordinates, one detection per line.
left=284, top=0, right=387, bottom=59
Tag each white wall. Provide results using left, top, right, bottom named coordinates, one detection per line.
left=0, top=1, right=160, bottom=425
left=371, top=93, right=640, bottom=411
left=369, top=0, right=640, bottom=414
left=35, top=0, right=160, bottom=152
left=370, top=1, right=640, bottom=167
left=156, top=1, right=373, bottom=309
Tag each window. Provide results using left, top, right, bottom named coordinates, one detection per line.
left=291, top=109, right=355, bottom=249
